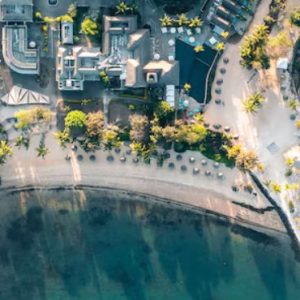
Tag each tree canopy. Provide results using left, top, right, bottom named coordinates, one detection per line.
left=81, top=17, right=98, bottom=35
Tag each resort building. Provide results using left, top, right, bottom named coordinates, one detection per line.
left=100, top=15, right=179, bottom=89
left=205, top=0, right=257, bottom=36
left=0, top=0, right=33, bottom=22
left=56, top=15, right=179, bottom=91
left=0, top=0, right=39, bottom=75
left=2, top=25, right=39, bottom=74
left=56, top=46, right=101, bottom=91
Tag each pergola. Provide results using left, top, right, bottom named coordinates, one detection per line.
left=1, top=85, right=49, bottom=105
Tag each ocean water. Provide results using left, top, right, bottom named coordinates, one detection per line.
left=0, top=188, right=300, bottom=300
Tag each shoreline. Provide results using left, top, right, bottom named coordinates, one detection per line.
left=0, top=135, right=295, bottom=250
left=0, top=182, right=288, bottom=238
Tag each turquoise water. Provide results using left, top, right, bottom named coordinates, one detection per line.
left=0, top=188, right=300, bottom=300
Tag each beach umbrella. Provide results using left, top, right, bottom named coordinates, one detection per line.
left=126, top=149, right=132, bottom=155
left=216, top=79, right=223, bottom=85
left=120, top=156, right=126, bottom=162
left=201, top=159, right=207, bottom=166
left=223, top=57, right=229, bottom=64
left=205, top=170, right=211, bottom=176
left=176, top=154, right=183, bottom=161
left=181, top=165, right=187, bottom=172
left=220, top=68, right=226, bottom=74
left=204, top=122, right=210, bottom=128
left=215, top=99, right=221, bottom=105
left=189, top=157, right=195, bottom=163
left=65, top=154, right=71, bottom=161
left=217, top=172, right=224, bottom=179
left=71, top=144, right=77, bottom=151
left=77, top=154, right=83, bottom=161
left=133, top=157, right=139, bottom=163
left=193, top=167, right=200, bottom=174
left=89, top=155, right=96, bottom=161
left=213, top=162, right=220, bottom=168
left=107, top=155, right=114, bottom=162
left=115, top=148, right=121, bottom=154
left=168, top=162, right=175, bottom=169
left=215, top=88, right=222, bottom=94
left=224, top=126, right=230, bottom=132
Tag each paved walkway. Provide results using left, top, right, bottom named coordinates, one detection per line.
left=204, top=0, right=300, bottom=241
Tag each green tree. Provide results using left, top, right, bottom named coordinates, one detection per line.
left=15, top=135, right=30, bottom=150
left=243, top=92, right=265, bottom=113
left=86, top=111, right=105, bottom=139
left=189, top=16, right=202, bottom=28
left=129, top=114, right=148, bottom=144
left=0, top=140, right=13, bottom=165
left=290, top=7, right=300, bottom=27
left=102, top=125, right=122, bottom=150
left=154, top=100, right=174, bottom=126
left=266, top=31, right=293, bottom=59
left=54, top=129, right=71, bottom=149
left=81, top=17, right=98, bottom=35
left=36, top=144, right=49, bottom=159
left=67, top=3, right=77, bottom=18
left=160, top=14, right=173, bottom=27
left=240, top=25, right=270, bottom=69
left=15, top=107, right=53, bottom=130
left=65, top=110, right=87, bottom=137
left=116, top=1, right=130, bottom=15
left=177, top=13, right=189, bottom=26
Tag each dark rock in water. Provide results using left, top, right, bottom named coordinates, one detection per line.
left=26, top=206, right=43, bottom=233
left=58, top=208, right=69, bottom=215
left=231, top=224, right=278, bottom=246
left=86, top=206, right=112, bottom=226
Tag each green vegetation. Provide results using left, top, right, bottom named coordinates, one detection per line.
left=226, top=144, right=260, bottom=171
left=243, top=92, right=265, bottom=113
left=290, top=7, right=300, bottom=27
left=0, top=140, right=13, bottom=165
left=154, top=100, right=174, bottom=126
left=15, top=107, right=53, bottom=130
left=115, top=1, right=137, bottom=15
left=65, top=110, right=87, bottom=130
left=81, top=17, right=98, bottom=35
left=266, top=31, right=293, bottom=59
left=159, top=14, right=202, bottom=27
left=240, top=25, right=270, bottom=69
left=199, top=131, right=234, bottom=167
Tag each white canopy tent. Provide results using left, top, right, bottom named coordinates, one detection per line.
left=1, top=85, right=50, bottom=106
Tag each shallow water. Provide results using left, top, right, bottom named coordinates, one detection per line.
left=0, top=188, right=300, bottom=300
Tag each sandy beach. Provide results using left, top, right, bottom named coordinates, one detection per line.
left=0, top=134, right=287, bottom=236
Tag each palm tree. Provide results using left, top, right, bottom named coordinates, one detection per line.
left=183, top=83, right=191, bottom=93
left=36, top=145, right=49, bottom=159
left=243, top=92, right=265, bottom=113
left=116, top=1, right=130, bottom=15
left=287, top=99, right=299, bottom=111
left=194, top=44, right=204, bottom=53
left=177, top=14, right=189, bottom=26
left=160, top=14, right=173, bottom=27
left=221, top=31, right=229, bottom=39
left=0, top=140, right=13, bottom=165
left=189, top=17, right=202, bottom=28
left=215, top=42, right=225, bottom=52
left=15, top=135, right=30, bottom=150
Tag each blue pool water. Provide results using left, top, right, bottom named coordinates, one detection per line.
left=0, top=188, right=300, bottom=300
